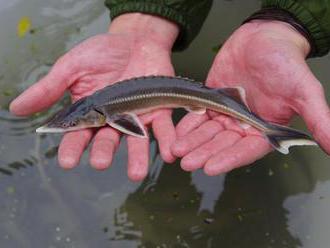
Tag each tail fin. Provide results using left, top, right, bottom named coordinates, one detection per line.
left=265, top=123, right=318, bottom=154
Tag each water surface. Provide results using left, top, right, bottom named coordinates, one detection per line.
left=1, top=0, right=330, bottom=247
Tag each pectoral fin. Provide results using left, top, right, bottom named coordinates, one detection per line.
left=106, top=113, right=148, bottom=138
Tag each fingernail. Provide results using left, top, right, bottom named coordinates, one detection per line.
left=180, top=157, right=195, bottom=171
left=90, top=158, right=111, bottom=170
left=171, top=142, right=187, bottom=157
left=58, top=156, right=77, bottom=169
left=128, top=169, right=147, bottom=182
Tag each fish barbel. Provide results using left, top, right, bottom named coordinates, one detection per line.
left=36, top=76, right=318, bottom=154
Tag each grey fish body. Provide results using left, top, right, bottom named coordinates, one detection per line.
left=91, top=76, right=266, bottom=129
left=37, top=76, right=318, bottom=154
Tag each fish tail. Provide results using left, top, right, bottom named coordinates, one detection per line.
left=264, top=123, right=318, bottom=154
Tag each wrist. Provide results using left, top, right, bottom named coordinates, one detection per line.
left=109, top=13, right=179, bottom=51
left=242, top=19, right=311, bottom=57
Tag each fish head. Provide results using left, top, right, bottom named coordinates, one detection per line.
left=36, top=98, right=106, bottom=133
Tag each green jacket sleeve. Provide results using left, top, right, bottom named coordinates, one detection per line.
left=261, top=0, right=330, bottom=57
left=104, top=0, right=213, bottom=51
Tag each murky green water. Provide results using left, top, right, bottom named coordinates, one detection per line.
left=1, top=0, right=330, bottom=247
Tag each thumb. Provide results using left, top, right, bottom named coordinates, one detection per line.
left=10, top=57, right=75, bottom=116
left=297, top=82, right=330, bottom=154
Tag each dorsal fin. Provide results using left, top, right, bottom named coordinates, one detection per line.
left=217, top=86, right=250, bottom=111
left=112, top=75, right=200, bottom=86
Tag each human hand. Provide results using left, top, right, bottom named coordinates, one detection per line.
left=10, top=13, right=179, bottom=181
left=172, top=20, right=330, bottom=175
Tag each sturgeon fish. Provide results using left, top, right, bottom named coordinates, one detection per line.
left=36, top=76, right=318, bottom=154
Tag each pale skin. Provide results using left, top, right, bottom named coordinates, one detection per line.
left=172, top=20, right=330, bottom=176
left=10, top=13, right=179, bottom=181
left=10, top=14, right=330, bottom=180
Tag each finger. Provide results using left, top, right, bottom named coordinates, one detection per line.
left=204, top=136, right=271, bottom=176
left=90, top=127, right=120, bottom=170
left=10, top=59, right=74, bottom=116
left=214, top=115, right=253, bottom=136
left=152, top=110, right=176, bottom=163
left=297, top=83, right=330, bottom=154
left=181, top=131, right=241, bottom=171
left=171, top=120, right=223, bottom=157
left=58, top=129, right=94, bottom=169
left=127, top=136, right=149, bottom=181
left=175, top=113, right=209, bottom=137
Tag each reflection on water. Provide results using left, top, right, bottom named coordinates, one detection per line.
left=1, top=0, right=330, bottom=247
left=111, top=151, right=321, bottom=247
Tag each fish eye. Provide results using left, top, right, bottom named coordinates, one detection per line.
left=69, top=120, right=79, bottom=127
left=60, top=121, right=76, bottom=128
left=62, top=122, right=69, bottom=128
left=60, top=120, right=78, bottom=128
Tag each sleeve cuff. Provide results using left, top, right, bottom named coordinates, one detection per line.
left=262, top=0, right=330, bottom=57
left=106, top=2, right=191, bottom=51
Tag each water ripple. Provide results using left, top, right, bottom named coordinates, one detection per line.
left=0, top=103, right=66, bottom=136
